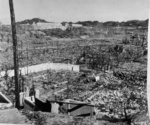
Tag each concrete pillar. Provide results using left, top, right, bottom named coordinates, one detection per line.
left=51, top=102, right=59, bottom=113
left=95, top=76, right=100, bottom=81
left=19, top=92, right=25, bottom=106
left=31, top=96, right=35, bottom=102
left=35, top=89, right=40, bottom=98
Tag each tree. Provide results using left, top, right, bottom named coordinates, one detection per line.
left=61, top=22, right=67, bottom=26
left=122, top=37, right=130, bottom=45
left=78, top=47, right=111, bottom=71
left=108, top=45, right=123, bottom=67
left=122, top=46, right=143, bottom=62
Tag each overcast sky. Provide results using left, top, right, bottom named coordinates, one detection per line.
left=0, top=0, right=149, bottom=24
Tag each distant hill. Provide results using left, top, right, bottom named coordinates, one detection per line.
left=17, top=18, right=148, bottom=27
left=76, top=19, right=149, bottom=27
left=75, top=21, right=101, bottom=27
left=17, top=18, right=49, bottom=25
left=123, top=19, right=148, bottom=27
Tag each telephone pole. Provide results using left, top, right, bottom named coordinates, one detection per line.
left=9, top=0, right=20, bottom=109
left=147, top=11, right=150, bottom=119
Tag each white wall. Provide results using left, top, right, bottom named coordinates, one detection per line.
left=0, top=63, right=80, bottom=77
left=33, top=22, right=67, bottom=30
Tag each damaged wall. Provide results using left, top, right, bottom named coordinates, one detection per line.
left=0, top=63, right=80, bottom=77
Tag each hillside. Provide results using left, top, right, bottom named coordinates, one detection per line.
left=120, top=19, right=149, bottom=27
left=17, top=18, right=49, bottom=24
left=16, top=18, right=148, bottom=27
left=76, top=19, right=149, bottom=27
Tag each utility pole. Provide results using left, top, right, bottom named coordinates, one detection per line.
left=9, top=0, right=20, bottom=109
left=147, top=11, right=150, bottom=119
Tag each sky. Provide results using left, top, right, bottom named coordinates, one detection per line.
left=0, top=0, right=150, bottom=24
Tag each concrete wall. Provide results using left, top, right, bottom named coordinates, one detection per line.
left=0, top=63, right=80, bottom=77
left=68, top=104, right=94, bottom=116
left=35, top=98, right=51, bottom=112
left=0, top=92, right=13, bottom=108
left=0, top=93, right=9, bottom=103
left=47, top=63, right=80, bottom=72
left=72, top=24, right=82, bottom=27
left=24, top=96, right=35, bottom=111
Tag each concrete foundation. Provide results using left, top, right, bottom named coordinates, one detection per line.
left=0, top=92, right=12, bottom=108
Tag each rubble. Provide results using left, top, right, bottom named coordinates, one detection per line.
left=0, top=17, right=148, bottom=125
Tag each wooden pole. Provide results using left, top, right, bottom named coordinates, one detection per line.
left=9, top=0, right=20, bottom=109
left=147, top=11, right=150, bottom=119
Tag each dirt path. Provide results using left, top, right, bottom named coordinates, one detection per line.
left=0, top=108, right=31, bottom=124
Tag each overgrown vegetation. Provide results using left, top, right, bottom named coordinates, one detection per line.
left=43, top=27, right=87, bottom=38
